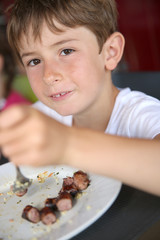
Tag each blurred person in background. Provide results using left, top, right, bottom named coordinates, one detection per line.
left=0, top=11, right=32, bottom=111
left=0, top=10, right=31, bottom=163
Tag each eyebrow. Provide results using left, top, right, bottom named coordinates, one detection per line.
left=21, top=39, right=78, bottom=59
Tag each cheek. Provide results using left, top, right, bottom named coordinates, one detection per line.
left=27, top=71, right=42, bottom=97
left=76, top=58, right=104, bottom=90
left=67, top=57, right=91, bottom=83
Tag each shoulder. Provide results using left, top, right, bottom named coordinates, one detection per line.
left=107, top=88, right=160, bottom=138
left=114, top=88, right=160, bottom=113
left=117, top=87, right=160, bottom=105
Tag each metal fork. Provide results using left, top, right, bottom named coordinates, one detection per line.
left=0, top=150, right=32, bottom=193
left=12, top=166, right=32, bottom=193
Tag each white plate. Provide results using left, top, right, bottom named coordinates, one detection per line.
left=0, top=163, right=121, bottom=240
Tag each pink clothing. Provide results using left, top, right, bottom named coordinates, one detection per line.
left=2, top=90, right=31, bottom=111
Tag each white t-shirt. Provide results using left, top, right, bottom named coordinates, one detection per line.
left=33, top=88, right=160, bottom=139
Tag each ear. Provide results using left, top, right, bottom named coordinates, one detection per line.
left=103, top=32, right=125, bottom=70
left=0, top=55, right=4, bottom=73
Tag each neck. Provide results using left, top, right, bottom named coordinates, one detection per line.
left=73, top=80, right=119, bottom=132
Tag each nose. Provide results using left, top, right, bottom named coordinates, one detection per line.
left=43, top=61, right=62, bottom=85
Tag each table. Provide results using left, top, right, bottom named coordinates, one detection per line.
left=1, top=156, right=160, bottom=240
left=71, top=186, right=160, bottom=240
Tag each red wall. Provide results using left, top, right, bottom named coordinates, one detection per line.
left=116, top=0, right=160, bottom=71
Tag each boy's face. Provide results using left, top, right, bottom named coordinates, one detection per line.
left=19, top=22, right=109, bottom=116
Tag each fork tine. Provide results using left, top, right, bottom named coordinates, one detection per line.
left=13, top=166, right=32, bottom=193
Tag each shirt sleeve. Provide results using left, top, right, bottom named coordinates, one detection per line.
left=128, top=95, right=160, bottom=139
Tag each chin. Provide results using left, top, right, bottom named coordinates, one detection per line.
left=55, top=107, right=80, bottom=117
left=57, top=110, right=74, bottom=116
left=46, top=100, right=82, bottom=116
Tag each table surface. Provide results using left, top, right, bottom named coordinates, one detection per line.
left=1, top=156, right=160, bottom=240
left=71, top=184, right=160, bottom=240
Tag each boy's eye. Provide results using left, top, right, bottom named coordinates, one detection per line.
left=28, top=59, right=41, bottom=66
left=61, top=49, right=74, bottom=56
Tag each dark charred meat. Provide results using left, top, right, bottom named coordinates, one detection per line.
left=21, top=170, right=90, bottom=225
left=59, top=182, right=78, bottom=197
left=22, top=205, right=40, bottom=223
left=63, top=177, right=74, bottom=186
left=59, top=176, right=78, bottom=197
left=45, top=197, right=57, bottom=210
left=73, top=170, right=90, bottom=191
left=56, top=192, right=73, bottom=211
left=40, top=207, right=57, bottom=225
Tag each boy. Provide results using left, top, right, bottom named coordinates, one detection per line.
left=0, top=0, right=160, bottom=196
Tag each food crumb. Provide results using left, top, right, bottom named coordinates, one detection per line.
left=56, top=218, right=60, bottom=224
left=86, top=205, right=91, bottom=210
left=61, top=211, right=67, bottom=216
left=48, top=173, right=53, bottom=177
left=7, top=191, right=14, bottom=196
left=37, top=171, right=55, bottom=183
left=75, top=191, right=87, bottom=199
left=9, top=219, right=14, bottom=222
left=46, top=226, right=52, bottom=233
left=7, top=235, right=12, bottom=239
left=75, top=193, right=82, bottom=199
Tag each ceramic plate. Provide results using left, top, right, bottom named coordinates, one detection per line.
left=0, top=163, right=121, bottom=240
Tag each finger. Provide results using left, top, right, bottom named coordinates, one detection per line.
left=2, top=133, right=31, bottom=158
left=0, top=115, right=52, bottom=161
left=0, top=106, right=42, bottom=145
left=0, top=117, right=28, bottom=145
left=9, top=148, right=54, bottom=167
left=1, top=125, right=47, bottom=158
left=2, top=127, right=60, bottom=166
left=0, top=104, right=30, bottom=129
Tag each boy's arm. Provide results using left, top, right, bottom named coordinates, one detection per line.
left=0, top=105, right=160, bottom=196
left=66, top=128, right=160, bottom=196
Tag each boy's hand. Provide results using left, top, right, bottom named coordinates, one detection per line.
left=0, top=105, right=69, bottom=166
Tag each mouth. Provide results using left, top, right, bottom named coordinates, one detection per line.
left=50, top=91, right=72, bottom=100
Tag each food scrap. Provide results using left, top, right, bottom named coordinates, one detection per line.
left=37, top=171, right=54, bottom=183
left=9, top=219, right=14, bottom=222
left=10, top=184, right=28, bottom=197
